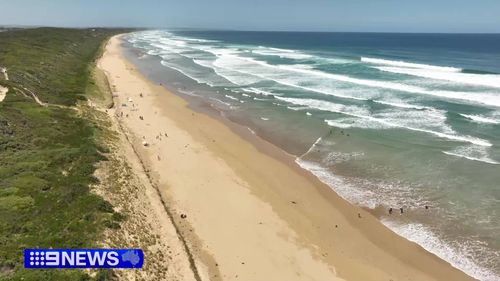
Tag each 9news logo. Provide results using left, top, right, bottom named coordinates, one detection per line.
left=24, top=249, right=144, bottom=269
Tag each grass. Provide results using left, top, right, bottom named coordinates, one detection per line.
left=0, top=27, right=132, bottom=280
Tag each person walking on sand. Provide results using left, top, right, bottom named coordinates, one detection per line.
left=389, top=208, right=393, bottom=215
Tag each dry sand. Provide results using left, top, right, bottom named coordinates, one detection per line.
left=0, top=85, right=8, bottom=102
left=98, top=35, right=475, bottom=281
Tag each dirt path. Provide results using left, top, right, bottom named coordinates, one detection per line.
left=21, top=86, right=47, bottom=107
left=0, top=65, right=46, bottom=106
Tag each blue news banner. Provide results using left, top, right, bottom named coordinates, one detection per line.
left=24, top=249, right=144, bottom=269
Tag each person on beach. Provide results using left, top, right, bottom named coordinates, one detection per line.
left=400, top=208, right=404, bottom=214
left=389, top=208, right=393, bottom=215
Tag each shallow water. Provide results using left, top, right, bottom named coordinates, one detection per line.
left=124, top=30, right=500, bottom=280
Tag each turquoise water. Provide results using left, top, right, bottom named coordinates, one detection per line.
left=125, top=30, right=500, bottom=280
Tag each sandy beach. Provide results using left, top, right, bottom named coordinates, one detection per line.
left=98, top=35, right=475, bottom=281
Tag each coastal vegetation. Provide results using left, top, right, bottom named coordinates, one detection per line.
left=0, top=27, right=129, bottom=280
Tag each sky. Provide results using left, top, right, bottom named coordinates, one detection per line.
left=1, top=0, right=499, bottom=33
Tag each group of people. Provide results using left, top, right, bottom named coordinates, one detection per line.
left=388, top=208, right=404, bottom=215
left=388, top=205, right=429, bottom=215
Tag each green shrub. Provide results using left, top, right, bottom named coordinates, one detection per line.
left=0, top=27, right=131, bottom=281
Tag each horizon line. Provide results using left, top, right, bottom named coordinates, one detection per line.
left=1, top=24, right=500, bottom=35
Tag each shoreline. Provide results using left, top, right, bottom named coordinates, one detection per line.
left=100, top=35, right=475, bottom=281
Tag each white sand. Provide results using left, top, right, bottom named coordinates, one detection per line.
left=0, top=85, right=8, bottom=102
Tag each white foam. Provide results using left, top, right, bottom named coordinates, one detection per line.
left=161, top=61, right=207, bottom=84
left=443, top=145, right=499, bottom=165
left=286, top=106, right=310, bottom=111
left=260, top=117, right=270, bottom=121
left=252, top=46, right=313, bottom=60
left=210, top=54, right=376, bottom=102
left=297, top=156, right=497, bottom=281
left=177, top=89, right=200, bottom=97
left=376, top=66, right=500, bottom=89
left=215, top=67, right=262, bottom=86
left=443, top=151, right=499, bottom=165
left=324, top=119, right=356, bottom=129
left=361, top=57, right=462, bottom=72
left=195, top=45, right=240, bottom=57
left=382, top=220, right=499, bottom=281
left=220, top=55, right=500, bottom=108
left=245, top=87, right=279, bottom=96
left=273, top=63, right=500, bottom=108
left=276, top=96, right=369, bottom=116
left=211, top=56, right=268, bottom=86
left=259, top=46, right=296, bottom=53
left=299, top=137, right=323, bottom=157
left=280, top=80, right=370, bottom=102
left=460, top=114, right=500, bottom=125
left=276, top=96, right=492, bottom=147
left=171, top=36, right=220, bottom=43
left=194, top=58, right=263, bottom=87
left=323, top=151, right=365, bottom=165
left=146, top=49, right=160, bottom=56
left=297, top=144, right=499, bottom=281
left=373, top=99, right=429, bottom=110
left=209, top=97, right=231, bottom=107
left=151, top=42, right=187, bottom=55
left=142, top=33, right=500, bottom=109
left=313, top=56, right=354, bottom=65
left=224, top=94, right=239, bottom=101
left=295, top=159, right=381, bottom=208
left=345, top=116, right=491, bottom=146
left=192, top=59, right=213, bottom=68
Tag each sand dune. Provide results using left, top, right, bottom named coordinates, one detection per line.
left=0, top=85, right=8, bottom=102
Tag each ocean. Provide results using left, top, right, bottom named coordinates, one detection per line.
left=124, top=30, right=500, bottom=281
